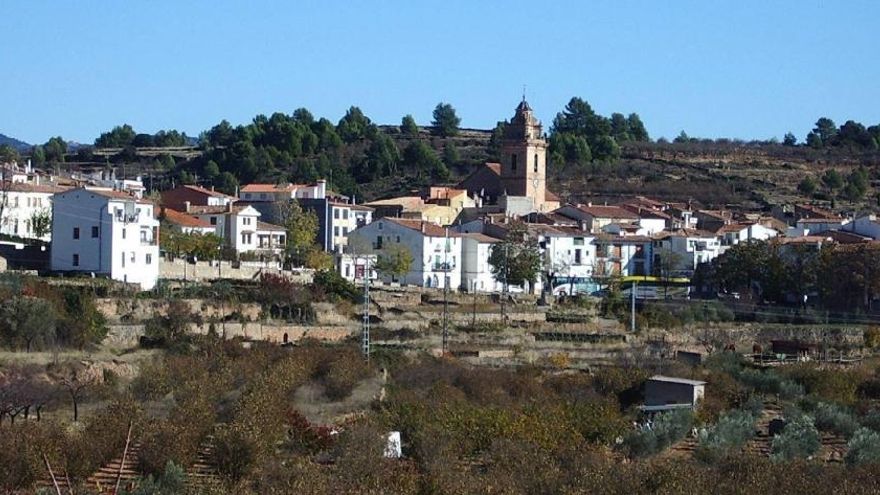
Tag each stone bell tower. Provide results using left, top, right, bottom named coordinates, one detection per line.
left=500, top=98, right=547, bottom=209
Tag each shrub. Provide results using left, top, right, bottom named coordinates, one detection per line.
left=621, top=409, right=694, bottom=458
left=778, top=380, right=806, bottom=400
left=696, top=409, right=756, bottom=461
left=770, top=415, right=820, bottom=462
left=845, top=428, right=880, bottom=465
left=864, top=327, right=880, bottom=349
left=813, top=402, right=859, bottom=438
left=312, top=269, right=359, bottom=302
left=213, top=425, right=258, bottom=482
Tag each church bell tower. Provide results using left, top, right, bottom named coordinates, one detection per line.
left=500, top=98, right=547, bottom=209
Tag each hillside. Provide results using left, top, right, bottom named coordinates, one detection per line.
left=0, top=133, right=31, bottom=152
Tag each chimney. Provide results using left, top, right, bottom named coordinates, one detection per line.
left=580, top=220, right=587, bottom=232
left=587, top=201, right=592, bottom=207
left=228, top=202, right=233, bottom=213
left=421, top=222, right=425, bottom=234
left=184, top=201, right=191, bottom=212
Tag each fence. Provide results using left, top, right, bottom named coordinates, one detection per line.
left=160, top=258, right=313, bottom=283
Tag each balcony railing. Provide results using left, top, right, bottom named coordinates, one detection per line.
left=432, top=262, right=455, bottom=272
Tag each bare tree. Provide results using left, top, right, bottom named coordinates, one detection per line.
left=54, top=364, right=94, bottom=422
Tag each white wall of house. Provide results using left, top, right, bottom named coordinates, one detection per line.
left=720, top=224, right=779, bottom=248
left=349, top=220, right=461, bottom=289
left=654, top=235, right=721, bottom=276
left=229, top=206, right=261, bottom=253
left=50, top=189, right=159, bottom=290
left=637, top=218, right=667, bottom=235
left=846, top=215, right=880, bottom=239
left=329, top=204, right=373, bottom=253
left=792, top=219, right=848, bottom=236
left=0, top=189, right=54, bottom=241
left=595, top=239, right=652, bottom=277
left=461, top=237, right=502, bottom=293
left=336, top=253, right=377, bottom=282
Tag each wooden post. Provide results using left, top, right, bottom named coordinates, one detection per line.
left=42, top=454, right=62, bottom=495
left=113, top=421, right=134, bottom=495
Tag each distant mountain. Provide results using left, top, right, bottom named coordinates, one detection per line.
left=0, top=133, right=31, bottom=152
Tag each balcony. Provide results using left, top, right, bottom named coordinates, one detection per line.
left=432, top=262, right=456, bottom=272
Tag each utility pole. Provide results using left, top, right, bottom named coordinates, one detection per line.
left=501, top=243, right=509, bottom=323
left=631, top=280, right=637, bottom=333
left=362, top=257, right=371, bottom=361
left=442, top=229, right=450, bottom=355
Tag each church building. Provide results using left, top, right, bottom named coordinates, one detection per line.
left=457, top=99, right=560, bottom=214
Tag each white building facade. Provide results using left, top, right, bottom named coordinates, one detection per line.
left=50, top=188, right=160, bottom=290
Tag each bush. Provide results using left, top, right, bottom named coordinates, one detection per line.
left=845, top=428, right=880, bottom=465
left=213, top=425, right=258, bottom=482
left=621, top=409, right=694, bottom=458
left=312, top=269, right=359, bottom=302
left=696, top=409, right=756, bottom=461
left=770, top=415, right=820, bottom=462
left=813, top=402, right=859, bottom=438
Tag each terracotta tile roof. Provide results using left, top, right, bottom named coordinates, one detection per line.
left=775, top=235, right=832, bottom=244
left=697, top=209, right=733, bottom=220
left=257, top=221, right=286, bottom=232
left=64, top=187, right=153, bottom=204
left=178, top=184, right=234, bottom=198
left=486, top=163, right=501, bottom=175
left=460, top=232, right=501, bottom=243
left=810, top=230, right=872, bottom=244
left=545, top=189, right=560, bottom=202
left=594, top=233, right=654, bottom=243
left=364, top=196, right=425, bottom=209
left=576, top=205, right=640, bottom=219
left=797, top=218, right=844, bottom=224
left=240, top=183, right=304, bottom=193
left=187, top=205, right=229, bottom=214
left=162, top=208, right=213, bottom=228
left=797, top=204, right=840, bottom=220
left=2, top=180, right=69, bottom=194
left=385, top=218, right=459, bottom=237
left=715, top=223, right=754, bottom=234
left=654, top=228, right=717, bottom=239
left=328, top=201, right=374, bottom=211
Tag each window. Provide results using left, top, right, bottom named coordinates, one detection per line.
left=574, top=237, right=584, bottom=246
left=333, top=208, right=340, bottom=219
left=343, top=209, right=349, bottom=220
left=334, top=226, right=340, bottom=237
left=534, top=153, right=539, bottom=173
left=210, top=216, right=217, bottom=225
left=575, top=249, right=582, bottom=265
left=92, top=226, right=99, bottom=238
left=396, top=235, right=401, bottom=243
left=241, top=233, right=252, bottom=244
left=130, top=251, right=136, bottom=263
left=378, top=222, right=383, bottom=230
left=342, top=227, right=348, bottom=235
left=122, top=228, right=126, bottom=239
left=511, top=153, right=517, bottom=171
left=243, top=217, right=252, bottom=226
left=260, top=193, right=266, bottom=199
left=121, top=251, right=125, bottom=267
left=72, top=254, right=79, bottom=266
left=73, top=227, right=80, bottom=239
left=376, top=236, right=383, bottom=249
left=146, top=253, right=152, bottom=265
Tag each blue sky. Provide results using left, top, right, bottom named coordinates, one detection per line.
left=3, top=0, right=878, bottom=145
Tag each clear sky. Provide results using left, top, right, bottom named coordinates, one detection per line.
left=3, top=0, right=878, bottom=145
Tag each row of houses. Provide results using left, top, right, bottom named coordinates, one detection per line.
left=8, top=100, right=880, bottom=293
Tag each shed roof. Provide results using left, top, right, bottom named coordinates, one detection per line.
left=649, top=375, right=706, bottom=386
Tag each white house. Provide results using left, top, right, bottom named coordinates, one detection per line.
left=187, top=204, right=285, bottom=256
left=336, top=252, right=378, bottom=283
left=159, top=207, right=216, bottom=235
left=843, top=214, right=880, bottom=240
left=594, top=234, right=653, bottom=278
left=239, top=180, right=327, bottom=202
left=542, top=228, right=597, bottom=295
left=652, top=229, right=722, bottom=277
left=716, top=222, right=779, bottom=249
left=791, top=217, right=849, bottom=237
left=348, top=218, right=461, bottom=289
left=0, top=181, right=68, bottom=241
left=50, top=188, right=160, bottom=290
left=328, top=201, right=373, bottom=253
left=460, top=233, right=502, bottom=293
